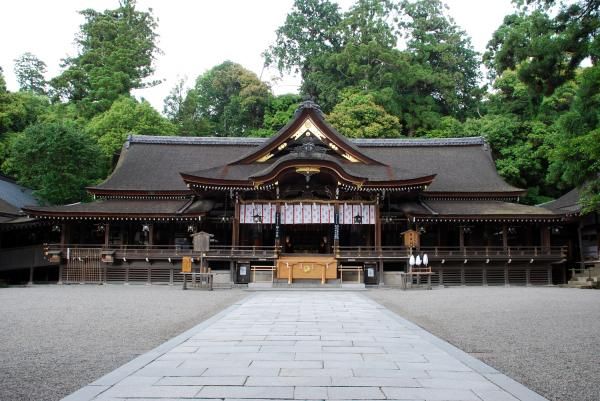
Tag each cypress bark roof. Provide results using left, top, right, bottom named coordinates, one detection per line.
left=89, top=135, right=520, bottom=195
left=412, top=200, right=560, bottom=221
left=539, top=188, right=581, bottom=215
left=0, top=175, right=38, bottom=216
left=22, top=199, right=206, bottom=219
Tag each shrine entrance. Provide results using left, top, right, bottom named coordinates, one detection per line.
left=281, top=224, right=333, bottom=254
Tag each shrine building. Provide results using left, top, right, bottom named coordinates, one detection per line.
left=23, top=101, right=570, bottom=287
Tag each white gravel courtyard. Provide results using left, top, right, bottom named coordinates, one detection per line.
left=0, top=286, right=598, bottom=401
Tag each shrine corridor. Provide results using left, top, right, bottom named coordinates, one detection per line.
left=65, top=292, right=547, bottom=401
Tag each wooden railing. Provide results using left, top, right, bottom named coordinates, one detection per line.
left=45, top=244, right=566, bottom=262
left=336, top=245, right=566, bottom=259
left=46, top=244, right=279, bottom=261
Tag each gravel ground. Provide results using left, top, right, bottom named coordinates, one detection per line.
left=0, top=285, right=246, bottom=401
left=366, top=287, right=600, bottom=401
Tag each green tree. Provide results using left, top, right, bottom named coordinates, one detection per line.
left=185, top=61, right=272, bottom=136
left=0, top=91, right=49, bottom=135
left=328, top=90, right=401, bottom=138
left=14, top=52, right=47, bottom=94
left=86, top=96, right=176, bottom=158
left=264, top=0, right=342, bottom=80
left=2, top=121, right=105, bottom=204
left=0, top=67, right=7, bottom=93
left=50, top=0, right=160, bottom=117
left=547, top=65, right=600, bottom=211
left=263, top=94, right=302, bottom=132
left=163, top=79, right=211, bottom=136
left=399, top=0, right=481, bottom=121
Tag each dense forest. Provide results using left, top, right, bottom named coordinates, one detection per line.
left=0, top=0, right=598, bottom=212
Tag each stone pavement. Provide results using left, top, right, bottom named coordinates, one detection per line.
left=64, top=292, right=549, bottom=401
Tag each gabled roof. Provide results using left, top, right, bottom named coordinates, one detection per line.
left=181, top=101, right=438, bottom=191
left=86, top=101, right=522, bottom=198
left=412, top=200, right=561, bottom=222
left=22, top=199, right=207, bottom=221
left=233, top=101, right=383, bottom=165
left=540, top=188, right=581, bottom=215
left=0, top=175, right=38, bottom=216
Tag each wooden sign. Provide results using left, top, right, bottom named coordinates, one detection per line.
left=181, top=256, right=192, bottom=273
left=403, top=229, right=420, bottom=248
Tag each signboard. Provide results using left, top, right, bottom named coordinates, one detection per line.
left=181, top=256, right=192, bottom=273
left=403, top=230, right=420, bottom=248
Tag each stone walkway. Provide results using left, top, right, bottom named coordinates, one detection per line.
left=64, top=292, right=548, bottom=401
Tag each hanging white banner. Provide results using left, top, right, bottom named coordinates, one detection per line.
left=240, top=202, right=374, bottom=224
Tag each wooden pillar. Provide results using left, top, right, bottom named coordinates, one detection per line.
left=232, top=197, right=240, bottom=247
left=274, top=208, right=281, bottom=251
left=148, top=224, right=154, bottom=246
left=58, top=223, right=67, bottom=285
left=502, top=224, right=508, bottom=249
left=333, top=204, right=340, bottom=252
left=104, top=223, right=110, bottom=247
left=577, top=221, right=584, bottom=267
left=540, top=225, right=551, bottom=252
left=459, top=226, right=465, bottom=249
left=27, top=266, right=34, bottom=286
left=375, top=200, right=382, bottom=252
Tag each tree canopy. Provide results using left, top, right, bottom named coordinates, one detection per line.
left=50, top=0, right=160, bottom=117
left=2, top=122, right=105, bottom=204
left=0, top=0, right=597, bottom=211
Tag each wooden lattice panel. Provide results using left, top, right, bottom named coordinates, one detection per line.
left=530, top=268, right=549, bottom=285
left=63, top=248, right=103, bottom=283
left=106, top=267, right=126, bottom=283
left=486, top=269, right=505, bottom=286
left=150, top=268, right=171, bottom=284
left=127, top=268, right=149, bottom=284
left=441, top=269, right=461, bottom=286
left=464, top=269, right=484, bottom=286
left=508, top=268, right=527, bottom=285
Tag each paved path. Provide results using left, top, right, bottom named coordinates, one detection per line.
left=65, top=292, right=548, bottom=401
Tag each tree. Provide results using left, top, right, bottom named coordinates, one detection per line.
left=0, top=91, right=49, bottom=135
left=328, top=90, right=401, bottom=138
left=399, top=0, right=481, bottom=121
left=0, top=67, right=6, bottom=94
left=14, top=52, right=47, bottom=94
left=163, top=78, right=211, bottom=136
left=185, top=61, right=272, bottom=136
left=264, top=0, right=342, bottom=79
left=547, top=65, right=600, bottom=211
left=50, top=0, right=160, bottom=117
left=2, top=122, right=105, bottom=204
left=263, top=94, right=302, bottom=132
left=86, top=96, right=176, bottom=159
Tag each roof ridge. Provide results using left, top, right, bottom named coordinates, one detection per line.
left=128, top=135, right=485, bottom=147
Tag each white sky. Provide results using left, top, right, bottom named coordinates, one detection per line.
left=1, top=0, right=515, bottom=113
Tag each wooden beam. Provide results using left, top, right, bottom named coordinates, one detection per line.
left=232, top=199, right=240, bottom=247
left=104, top=223, right=110, bottom=247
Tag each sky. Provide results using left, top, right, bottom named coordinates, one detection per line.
left=1, top=0, right=515, bottom=113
